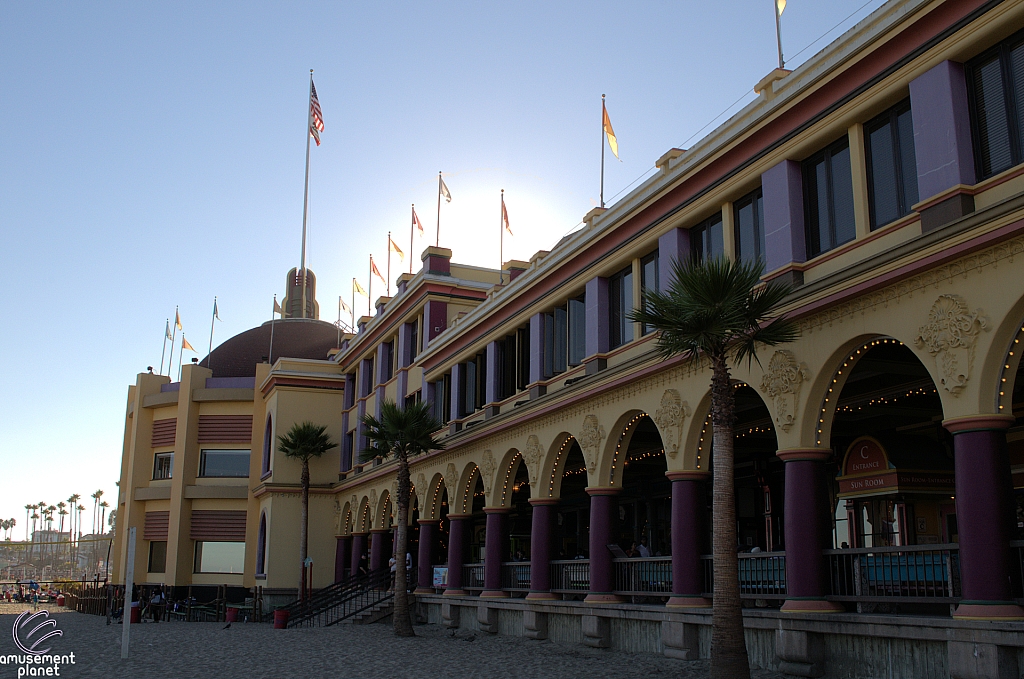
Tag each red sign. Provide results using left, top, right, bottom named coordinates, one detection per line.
left=843, top=437, right=888, bottom=476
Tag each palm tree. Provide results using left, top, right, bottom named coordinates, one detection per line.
left=360, top=400, right=445, bottom=638
left=99, top=501, right=110, bottom=535
left=24, top=505, right=32, bottom=541
left=91, top=491, right=103, bottom=535
left=277, top=421, right=337, bottom=600
left=630, top=256, right=796, bottom=679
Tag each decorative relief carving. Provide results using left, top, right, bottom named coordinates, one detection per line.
left=333, top=499, right=341, bottom=518
left=523, top=435, right=543, bottom=480
left=369, top=489, right=377, bottom=514
left=444, top=462, right=459, bottom=500
left=578, top=415, right=605, bottom=474
left=760, top=350, right=809, bottom=432
left=415, top=473, right=427, bottom=506
left=653, top=389, right=689, bottom=457
left=915, top=294, right=988, bottom=395
left=480, top=450, right=496, bottom=494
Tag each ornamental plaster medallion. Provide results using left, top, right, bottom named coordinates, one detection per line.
left=444, top=462, right=459, bottom=499
left=653, top=389, right=689, bottom=457
left=369, top=489, right=377, bottom=514
left=914, top=294, right=988, bottom=395
left=480, top=450, right=496, bottom=494
left=390, top=480, right=399, bottom=506
left=415, top=473, right=427, bottom=506
left=333, top=499, right=341, bottom=517
left=579, top=415, right=605, bottom=475
left=760, top=350, right=809, bottom=432
left=524, top=435, right=543, bottom=481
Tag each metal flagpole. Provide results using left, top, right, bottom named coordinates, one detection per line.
left=300, top=70, right=314, bottom=320
left=601, top=94, right=606, bottom=209
left=159, top=320, right=169, bottom=375
left=337, top=296, right=342, bottom=347
left=387, top=232, right=391, bottom=297
left=368, top=257, right=373, bottom=316
left=436, top=172, right=442, bottom=247
left=169, top=307, right=178, bottom=377
left=409, top=205, right=415, bottom=274
left=269, top=296, right=277, bottom=365
left=500, top=190, right=504, bottom=285
left=207, top=297, right=217, bottom=368
left=177, top=334, right=185, bottom=381
left=351, top=285, right=355, bottom=331
left=774, top=0, right=785, bottom=69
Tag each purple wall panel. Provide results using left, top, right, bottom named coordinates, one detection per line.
left=761, top=159, right=806, bottom=272
left=910, top=60, right=976, bottom=199
left=585, top=276, right=609, bottom=358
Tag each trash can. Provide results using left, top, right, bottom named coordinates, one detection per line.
left=273, top=609, right=289, bottom=629
left=130, top=602, right=140, bottom=624
left=226, top=607, right=239, bottom=623
left=56, top=595, right=65, bottom=607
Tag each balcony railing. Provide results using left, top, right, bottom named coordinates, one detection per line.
left=501, top=562, right=531, bottom=592
left=613, top=556, right=673, bottom=595
left=825, top=544, right=960, bottom=602
left=462, top=563, right=484, bottom=592
left=700, top=552, right=788, bottom=599
left=550, top=559, right=590, bottom=593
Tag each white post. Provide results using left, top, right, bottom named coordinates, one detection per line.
left=121, top=527, right=136, bottom=659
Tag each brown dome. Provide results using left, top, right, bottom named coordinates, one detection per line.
left=198, top=318, right=339, bottom=378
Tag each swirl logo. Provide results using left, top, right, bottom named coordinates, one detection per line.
left=12, top=611, right=63, bottom=655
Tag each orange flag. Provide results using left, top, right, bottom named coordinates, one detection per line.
left=370, top=256, right=386, bottom=285
left=181, top=336, right=195, bottom=352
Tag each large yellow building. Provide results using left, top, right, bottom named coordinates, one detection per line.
left=115, top=1, right=1024, bottom=675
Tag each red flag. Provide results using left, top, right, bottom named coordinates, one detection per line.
left=370, top=256, right=386, bottom=285
left=412, top=206, right=424, bottom=234
left=502, top=197, right=512, bottom=236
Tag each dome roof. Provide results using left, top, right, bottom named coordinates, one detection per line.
left=198, top=318, right=339, bottom=378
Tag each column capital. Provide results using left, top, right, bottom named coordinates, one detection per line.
left=528, top=498, right=560, bottom=506
left=585, top=486, right=621, bottom=497
left=416, top=518, right=441, bottom=525
left=369, top=528, right=392, bottom=534
left=445, top=513, right=473, bottom=520
left=483, top=507, right=511, bottom=514
left=350, top=531, right=368, bottom=537
left=943, top=414, right=1015, bottom=433
left=776, top=448, right=832, bottom=462
left=334, top=533, right=352, bottom=539
left=666, top=470, right=710, bottom=482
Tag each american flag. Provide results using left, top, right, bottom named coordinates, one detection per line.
left=502, top=195, right=512, bottom=236
left=310, top=80, right=325, bottom=146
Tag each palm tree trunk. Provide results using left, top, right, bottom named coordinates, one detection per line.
left=393, top=452, right=415, bottom=637
left=300, top=459, right=310, bottom=601
left=709, top=355, right=750, bottom=679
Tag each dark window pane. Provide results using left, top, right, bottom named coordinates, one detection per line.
left=708, top=218, right=724, bottom=259
left=554, top=306, right=568, bottom=374
left=200, top=449, right=250, bottom=477
left=756, top=192, right=765, bottom=260
left=896, top=108, right=919, bottom=209
left=831, top=145, right=856, bottom=246
left=1012, top=43, right=1024, bottom=162
left=973, top=55, right=1013, bottom=177
left=149, top=541, right=167, bottom=573
left=736, top=200, right=755, bottom=263
left=464, top=360, right=476, bottom=414
left=814, top=159, right=829, bottom=255
left=621, top=270, right=633, bottom=345
left=568, top=297, right=586, bottom=365
left=868, top=119, right=899, bottom=226
left=543, top=312, right=554, bottom=378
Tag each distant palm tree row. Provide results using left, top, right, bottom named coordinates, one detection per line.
left=13, top=490, right=112, bottom=543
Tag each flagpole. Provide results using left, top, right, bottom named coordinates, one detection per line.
left=300, top=69, right=314, bottom=320
left=409, top=205, right=415, bottom=274
left=368, top=257, right=373, bottom=316
left=500, top=190, right=505, bottom=285
left=207, top=297, right=217, bottom=367
left=159, top=320, right=169, bottom=376
left=387, top=232, right=392, bottom=297
left=169, top=307, right=178, bottom=378
left=177, top=335, right=185, bottom=381
left=351, top=284, right=355, bottom=331
left=269, top=296, right=277, bottom=366
left=774, top=0, right=785, bottom=69
left=337, top=296, right=342, bottom=348
left=436, top=171, right=442, bottom=247
left=601, top=94, right=606, bottom=209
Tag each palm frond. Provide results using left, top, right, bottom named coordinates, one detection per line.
left=360, top=400, right=445, bottom=464
left=277, top=421, right=337, bottom=463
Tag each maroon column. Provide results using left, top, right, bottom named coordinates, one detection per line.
left=482, top=509, right=510, bottom=597
left=585, top=488, right=622, bottom=603
left=335, top=536, right=351, bottom=583
left=416, top=520, right=438, bottom=593
left=778, top=449, right=844, bottom=613
left=946, top=416, right=1024, bottom=620
left=350, top=533, right=367, bottom=576
left=666, top=472, right=711, bottom=608
left=444, top=514, right=470, bottom=595
left=369, top=529, right=389, bottom=572
left=527, top=499, right=558, bottom=600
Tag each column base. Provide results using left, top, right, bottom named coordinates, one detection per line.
left=584, top=593, right=624, bottom=604
left=780, top=598, right=845, bottom=613
left=480, top=590, right=510, bottom=598
left=953, top=602, right=1024, bottom=621
left=413, top=587, right=435, bottom=594
left=526, top=591, right=560, bottom=601
left=443, top=589, right=468, bottom=596
left=666, top=596, right=712, bottom=609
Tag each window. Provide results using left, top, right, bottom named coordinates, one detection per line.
left=381, top=341, right=394, bottom=382
left=194, top=541, right=245, bottom=574
left=640, top=251, right=659, bottom=336
left=199, top=449, right=250, bottom=478
left=691, top=213, right=724, bottom=262
left=567, top=296, right=585, bottom=366
left=153, top=453, right=173, bottom=480
left=542, top=296, right=585, bottom=379
left=261, top=416, right=272, bottom=476
left=609, top=266, right=634, bottom=349
left=804, top=136, right=856, bottom=257
left=865, top=100, right=919, bottom=228
left=967, top=33, right=1024, bottom=179
left=733, top=188, right=765, bottom=264
left=460, top=353, right=486, bottom=416
left=148, top=541, right=167, bottom=573
left=360, top=358, right=375, bottom=397
left=408, top=320, right=419, bottom=363
left=344, top=373, right=356, bottom=408
left=435, top=374, right=452, bottom=425
left=256, top=515, right=267, bottom=576
left=343, top=431, right=354, bottom=472
left=497, top=325, right=531, bottom=400
left=404, top=391, right=421, bottom=409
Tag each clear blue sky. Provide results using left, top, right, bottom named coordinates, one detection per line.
left=0, top=0, right=885, bottom=535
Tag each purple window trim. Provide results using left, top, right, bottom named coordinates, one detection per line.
left=262, top=415, right=273, bottom=475
left=160, top=383, right=181, bottom=393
